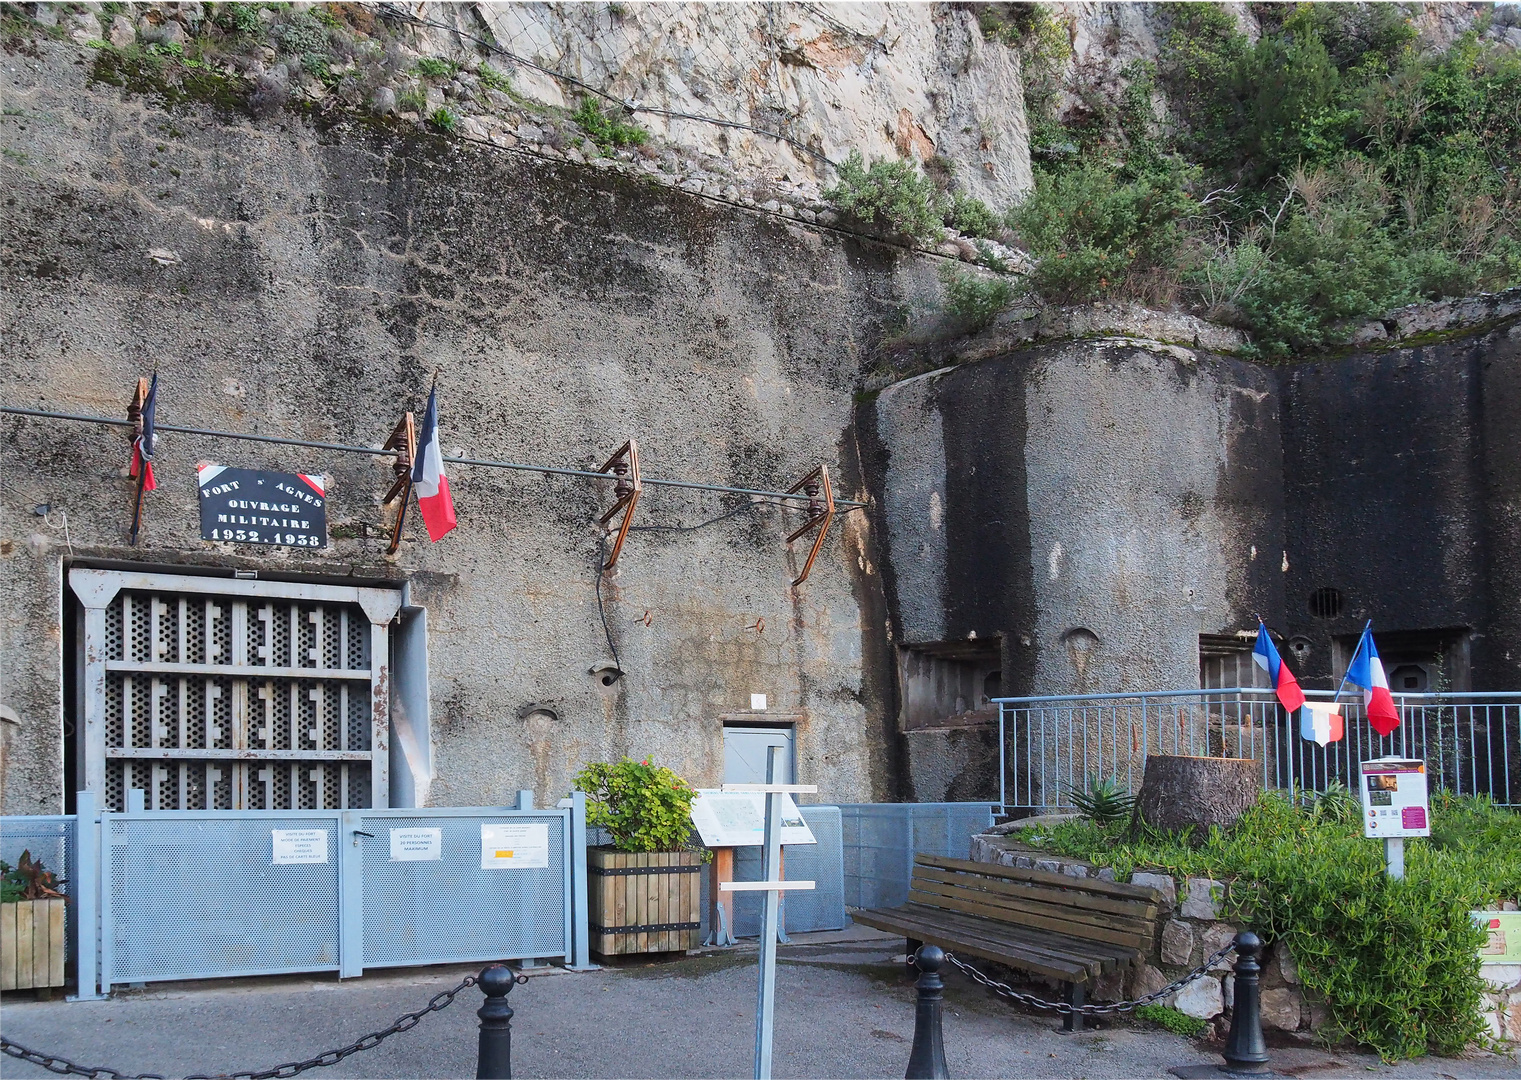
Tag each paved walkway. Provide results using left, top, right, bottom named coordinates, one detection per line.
left=1, top=927, right=1514, bottom=1078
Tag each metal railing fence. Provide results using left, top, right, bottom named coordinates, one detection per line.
left=996, top=689, right=1520, bottom=813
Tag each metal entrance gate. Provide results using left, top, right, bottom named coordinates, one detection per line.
left=93, top=801, right=580, bottom=994
left=69, top=568, right=402, bottom=812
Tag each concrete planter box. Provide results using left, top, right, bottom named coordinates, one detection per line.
left=588, top=848, right=703, bottom=956
left=0, top=898, right=66, bottom=991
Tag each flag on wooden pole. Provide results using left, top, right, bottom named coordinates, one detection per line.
left=411, top=385, right=457, bottom=541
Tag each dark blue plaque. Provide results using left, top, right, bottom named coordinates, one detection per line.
left=197, top=465, right=328, bottom=548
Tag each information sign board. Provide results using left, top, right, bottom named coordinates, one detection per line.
left=1474, top=911, right=1521, bottom=963
left=480, top=822, right=549, bottom=869
left=198, top=464, right=328, bottom=548
left=690, top=790, right=816, bottom=848
left=1359, top=757, right=1431, bottom=838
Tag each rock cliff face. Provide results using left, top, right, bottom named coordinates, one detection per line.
left=416, top=1, right=1034, bottom=209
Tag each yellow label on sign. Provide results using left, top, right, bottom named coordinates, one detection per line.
left=495, top=850, right=513, bottom=859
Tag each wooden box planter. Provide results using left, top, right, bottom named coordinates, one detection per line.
left=588, top=848, right=703, bottom=956
left=1, top=898, right=66, bottom=991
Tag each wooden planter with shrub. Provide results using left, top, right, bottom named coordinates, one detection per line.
left=588, top=848, right=703, bottom=955
left=576, top=757, right=704, bottom=957
left=1, top=852, right=66, bottom=992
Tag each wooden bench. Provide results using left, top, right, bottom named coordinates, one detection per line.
left=852, top=853, right=1164, bottom=1030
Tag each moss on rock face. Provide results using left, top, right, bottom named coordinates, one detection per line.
left=89, top=44, right=248, bottom=113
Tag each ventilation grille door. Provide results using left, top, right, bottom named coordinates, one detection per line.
left=74, top=570, right=398, bottom=812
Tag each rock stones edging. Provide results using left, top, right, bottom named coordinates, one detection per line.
left=968, top=833, right=1313, bottom=1032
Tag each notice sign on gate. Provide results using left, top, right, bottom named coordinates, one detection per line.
left=199, top=464, right=328, bottom=548
left=481, top=823, right=549, bottom=869
left=271, top=828, right=328, bottom=865
left=390, top=827, right=442, bottom=862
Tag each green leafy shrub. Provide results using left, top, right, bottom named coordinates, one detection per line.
left=477, top=63, right=511, bottom=93
left=213, top=2, right=264, bottom=37
left=1066, top=774, right=1136, bottom=826
left=0, top=851, right=64, bottom=903
left=397, top=88, right=427, bottom=115
left=574, top=758, right=699, bottom=853
left=415, top=56, right=459, bottom=79
left=938, top=263, right=1013, bottom=332
left=571, top=98, right=648, bottom=152
left=1008, top=162, right=1197, bottom=305
left=429, top=106, right=458, bottom=134
left=825, top=151, right=944, bottom=242
left=1023, top=791, right=1517, bottom=1060
left=944, top=193, right=1001, bottom=240
left=1135, top=1004, right=1209, bottom=1038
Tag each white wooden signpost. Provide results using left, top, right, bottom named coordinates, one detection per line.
left=720, top=745, right=816, bottom=1080
left=691, top=788, right=816, bottom=947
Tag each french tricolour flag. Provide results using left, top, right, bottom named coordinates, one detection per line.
left=411, top=387, right=457, bottom=542
left=1344, top=627, right=1400, bottom=737
left=129, top=372, right=158, bottom=492
left=1252, top=622, right=1305, bottom=713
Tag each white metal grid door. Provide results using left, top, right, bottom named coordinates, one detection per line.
left=70, top=569, right=402, bottom=811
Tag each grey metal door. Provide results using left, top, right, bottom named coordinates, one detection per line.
left=722, top=726, right=794, bottom=784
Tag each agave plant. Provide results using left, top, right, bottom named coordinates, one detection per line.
left=1066, top=774, right=1136, bottom=826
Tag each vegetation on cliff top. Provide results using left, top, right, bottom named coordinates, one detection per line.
left=1009, top=2, right=1521, bottom=358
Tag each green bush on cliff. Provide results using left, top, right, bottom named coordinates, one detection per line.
left=825, top=151, right=944, bottom=242
left=1022, top=791, right=1517, bottom=1060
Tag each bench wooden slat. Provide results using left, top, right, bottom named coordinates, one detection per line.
left=919, top=904, right=1143, bottom=966
left=895, top=903, right=1136, bottom=974
left=908, top=876, right=1154, bottom=947
left=907, top=886, right=1151, bottom=952
left=911, top=871, right=1157, bottom=936
left=913, top=864, right=1158, bottom=920
left=852, top=906, right=1095, bottom=982
left=915, top=853, right=1163, bottom=903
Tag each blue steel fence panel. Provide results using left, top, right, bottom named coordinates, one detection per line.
left=728, top=806, right=845, bottom=937
left=836, top=803, right=995, bottom=911
left=104, top=812, right=341, bottom=985
left=358, top=810, right=569, bottom=967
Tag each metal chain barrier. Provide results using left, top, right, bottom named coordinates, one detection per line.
left=0, top=970, right=525, bottom=1080
left=942, top=941, right=1236, bottom=1016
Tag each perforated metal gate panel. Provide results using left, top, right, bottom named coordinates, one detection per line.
left=359, top=811, right=569, bottom=967
left=837, top=803, right=995, bottom=910
left=70, top=569, right=401, bottom=812
left=727, top=806, right=845, bottom=936
left=103, top=813, right=341, bottom=985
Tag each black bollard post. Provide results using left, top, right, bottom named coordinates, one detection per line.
left=476, top=964, right=517, bottom=1080
left=1221, top=932, right=1271, bottom=1076
left=905, top=946, right=950, bottom=1080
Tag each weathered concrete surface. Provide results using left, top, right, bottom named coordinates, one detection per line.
left=0, top=38, right=941, bottom=813
left=1281, top=315, right=1521, bottom=691
left=869, top=339, right=1283, bottom=699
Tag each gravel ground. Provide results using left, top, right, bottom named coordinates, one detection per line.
left=1, top=928, right=1514, bottom=1079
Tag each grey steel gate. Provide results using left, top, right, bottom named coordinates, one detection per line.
left=96, top=804, right=574, bottom=993
left=69, top=569, right=402, bottom=811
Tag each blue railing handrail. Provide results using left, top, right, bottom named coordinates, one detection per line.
left=992, top=689, right=1521, bottom=706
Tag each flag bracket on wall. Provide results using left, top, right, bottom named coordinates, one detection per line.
left=381, top=411, right=417, bottom=555
left=597, top=440, right=641, bottom=571
left=126, top=374, right=158, bottom=545
left=785, top=464, right=835, bottom=587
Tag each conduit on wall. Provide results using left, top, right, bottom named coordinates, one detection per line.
left=1, top=404, right=865, bottom=584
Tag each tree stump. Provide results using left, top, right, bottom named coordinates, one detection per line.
left=1134, top=755, right=1261, bottom=835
